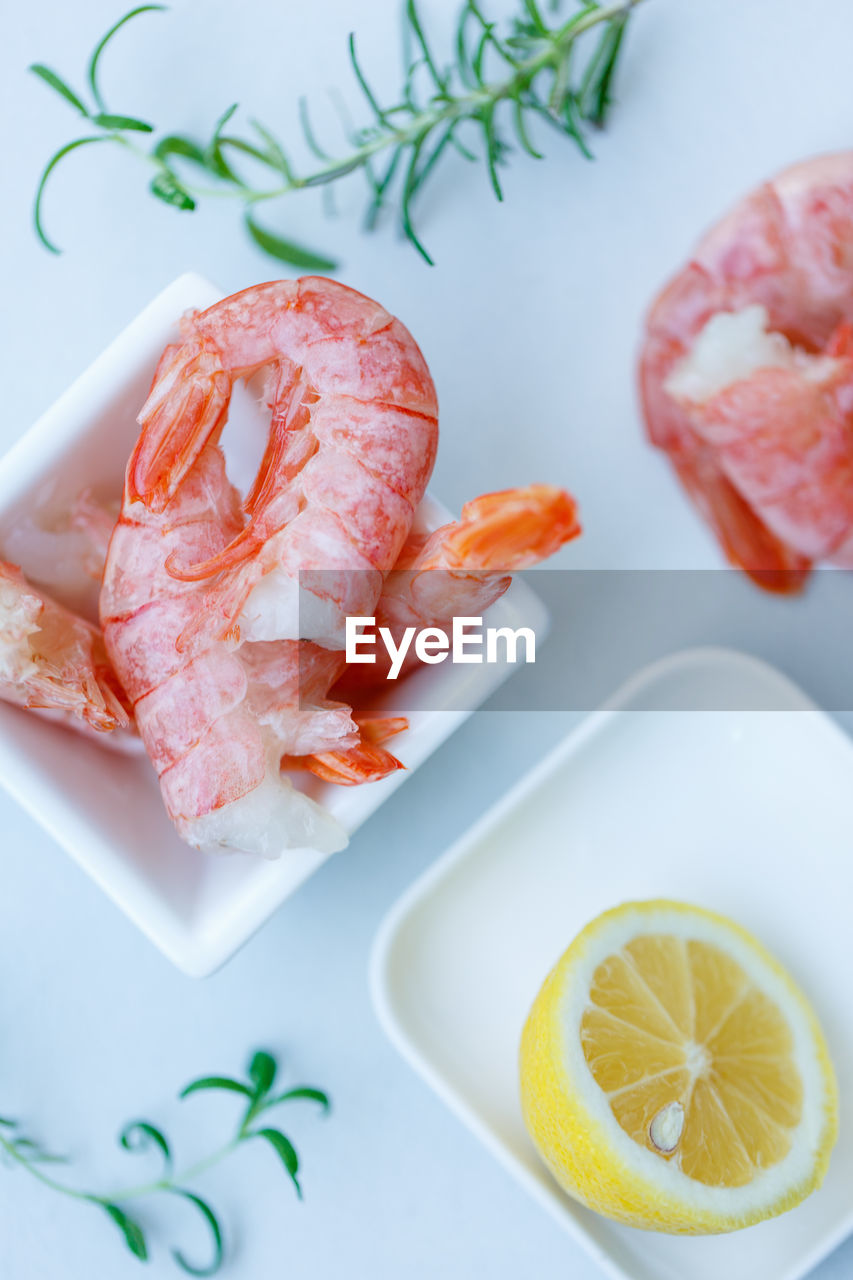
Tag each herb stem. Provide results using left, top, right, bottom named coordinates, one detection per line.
left=31, top=0, right=646, bottom=264
left=1, top=1050, right=327, bottom=1273
left=184, top=0, right=642, bottom=206
left=0, top=1127, right=92, bottom=1201
left=0, top=1122, right=239, bottom=1203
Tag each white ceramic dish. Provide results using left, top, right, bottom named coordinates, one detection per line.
left=0, top=274, right=548, bottom=977
left=371, top=648, right=853, bottom=1280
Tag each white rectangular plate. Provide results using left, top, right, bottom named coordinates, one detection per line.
left=371, top=648, right=853, bottom=1280
left=0, top=274, right=548, bottom=977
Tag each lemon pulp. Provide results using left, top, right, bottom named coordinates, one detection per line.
left=582, top=935, right=803, bottom=1186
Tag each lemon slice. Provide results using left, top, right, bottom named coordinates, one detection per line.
left=519, top=900, right=838, bottom=1233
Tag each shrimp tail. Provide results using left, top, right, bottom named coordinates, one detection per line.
left=283, top=714, right=409, bottom=785
left=288, top=740, right=406, bottom=786
left=354, top=715, right=409, bottom=744
left=427, top=485, right=581, bottom=570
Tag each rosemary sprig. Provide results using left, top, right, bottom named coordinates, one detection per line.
left=0, top=1049, right=329, bottom=1275
left=30, top=0, right=644, bottom=267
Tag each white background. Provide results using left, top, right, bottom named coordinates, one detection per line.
left=2, top=1, right=853, bottom=1277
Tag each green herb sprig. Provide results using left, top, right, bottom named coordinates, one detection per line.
left=30, top=0, right=644, bottom=268
left=0, top=1049, right=329, bottom=1275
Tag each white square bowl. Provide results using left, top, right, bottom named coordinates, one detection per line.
left=0, top=274, right=548, bottom=977
left=371, top=648, right=853, bottom=1280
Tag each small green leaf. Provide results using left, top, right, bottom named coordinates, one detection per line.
left=248, top=120, right=293, bottom=180
left=153, top=134, right=207, bottom=167
left=579, top=15, right=628, bottom=126
left=150, top=171, right=196, bottom=210
left=215, top=136, right=272, bottom=167
left=29, top=65, right=88, bottom=116
left=521, top=0, right=548, bottom=35
left=88, top=4, right=167, bottom=111
left=298, top=97, right=330, bottom=161
left=400, top=137, right=434, bottom=265
left=348, top=33, right=387, bottom=122
left=269, top=1087, right=330, bottom=1113
left=510, top=93, right=544, bottom=159
left=247, top=1051, right=277, bottom=1097
left=405, top=0, right=447, bottom=95
left=170, top=1190, right=224, bottom=1278
left=119, top=1121, right=172, bottom=1171
left=244, top=212, right=337, bottom=271
left=33, top=135, right=112, bottom=253
left=211, top=102, right=239, bottom=138
left=102, top=1203, right=148, bottom=1261
left=179, top=1076, right=253, bottom=1101
left=204, top=103, right=242, bottom=181
left=92, top=112, right=154, bottom=132
left=0, top=1116, right=18, bottom=1128
left=300, top=156, right=364, bottom=187
left=478, top=103, right=504, bottom=201
left=251, top=1128, right=301, bottom=1197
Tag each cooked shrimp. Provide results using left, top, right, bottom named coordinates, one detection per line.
left=333, top=484, right=580, bottom=693
left=640, top=151, right=853, bottom=591
left=0, top=560, right=130, bottom=733
left=101, top=279, right=437, bottom=857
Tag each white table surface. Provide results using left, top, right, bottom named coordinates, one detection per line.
left=2, top=1, right=853, bottom=1277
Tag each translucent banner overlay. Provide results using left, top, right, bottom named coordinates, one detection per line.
left=295, top=569, right=853, bottom=712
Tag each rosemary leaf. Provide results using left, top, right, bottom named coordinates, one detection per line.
left=28, top=65, right=89, bottom=116
left=150, top=171, right=196, bottom=210
left=102, top=1203, right=149, bottom=1261
left=92, top=111, right=154, bottom=132
left=247, top=1050, right=278, bottom=1097
left=33, top=136, right=113, bottom=252
left=120, top=1120, right=173, bottom=1171
left=88, top=4, right=166, bottom=111
left=153, top=134, right=208, bottom=167
left=244, top=212, right=338, bottom=270
left=251, top=1128, right=302, bottom=1197
left=169, top=1191, right=223, bottom=1278
left=179, top=1075, right=254, bottom=1101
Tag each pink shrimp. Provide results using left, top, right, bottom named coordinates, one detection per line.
left=640, top=151, right=853, bottom=591
left=333, top=484, right=580, bottom=696
left=0, top=561, right=130, bottom=733
left=100, top=279, right=438, bottom=857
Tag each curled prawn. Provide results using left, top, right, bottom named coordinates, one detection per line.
left=640, top=151, right=853, bottom=591
left=101, top=278, right=438, bottom=857
left=0, top=561, right=130, bottom=734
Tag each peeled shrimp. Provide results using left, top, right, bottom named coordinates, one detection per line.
left=640, top=151, right=853, bottom=590
left=101, top=279, right=438, bottom=857
left=334, top=484, right=580, bottom=692
left=0, top=561, right=130, bottom=733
